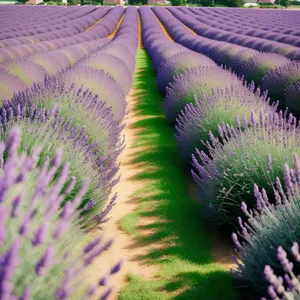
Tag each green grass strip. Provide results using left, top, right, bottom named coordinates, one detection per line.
left=119, top=48, right=237, bottom=300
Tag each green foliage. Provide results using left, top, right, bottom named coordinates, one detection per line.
left=280, top=0, right=290, bottom=7
left=170, top=0, right=186, bottom=5
left=43, top=0, right=62, bottom=3
left=128, top=0, right=146, bottom=5
left=67, top=0, right=80, bottom=5
left=91, top=0, right=102, bottom=4
left=226, top=0, right=240, bottom=6
left=274, top=0, right=289, bottom=5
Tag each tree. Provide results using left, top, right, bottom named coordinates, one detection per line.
left=226, top=0, right=241, bottom=6
left=275, top=0, right=290, bottom=7
left=170, top=0, right=186, bottom=5
left=128, top=0, right=146, bottom=4
left=67, top=0, right=80, bottom=4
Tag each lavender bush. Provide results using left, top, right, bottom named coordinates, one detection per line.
left=0, top=127, right=122, bottom=299
left=0, top=60, right=47, bottom=86
left=285, top=81, right=300, bottom=116
left=209, top=44, right=245, bottom=66
left=5, top=76, right=124, bottom=160
left=192, top=110, right=299, bottom=227
left=77, top=53, right=132, bottom=94
left=227, top=48, right=258, bottom=75
left=151, top=44, right=186, bottom=73
left=0, top=69, right=26, bottom=102
left=232, top=155, right=300, bottom=296
left=239, top=53, right=291, bottom=85
left=164, top=66, right=243, bottom=123
left=101, top=44, right=136, bottom=74
left=27, top=52, right=71, bottom=75
left=175, top=84, right=277, bottom=163
left=59, top=66, right=126, bottom=121
left=0, top=106, right=118, bottom=225
left=261, top=61, right=300, bottom=107
left=156, top=51, right=216, bottom=93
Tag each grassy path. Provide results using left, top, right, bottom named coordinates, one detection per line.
left=118, top=48, right=237, bottom=300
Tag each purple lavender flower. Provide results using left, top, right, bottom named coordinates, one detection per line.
left=76, top=53, right=132, bottom=94
left=35, top=247, right=56, bottom=276
left=164, top=65, right=242, bottom=123
left=156, top=51, right=216, bottom=93
left=261, top=61, right=300, bottom=105
left=0, top=129, right=123, bottom=298
left=175, top=84, right=276, bottom=162
left=58, top=66, right=126, bottom=121
left=1, top=60, right=47, bottom=86
left=240, top=53, right=291, bottom=85
left=232, top=153, right=300, bottom=296
left=285, top=81, right=300, bottom=116
left=192, top=110, right=300, bottom=226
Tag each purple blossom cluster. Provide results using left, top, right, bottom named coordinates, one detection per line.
left=263, top=245, right=300, bottom=299
left=156, top=51, right=216, bottom=93
left=5, top=75, right=124, bottom=160
left=231, top=155, right=300, bottom=297
left=0, top=127, right=123, bottom=299
left=59, top=67, right=126, bottom=121
left=164, top=65, right=242, bottom=123
left=239, top=52, right=291, bottom=85
left=261, top=61, right=300, bottom=113
left=0, top=69, right=27, bottom=101
left=190, top=110, right=300, bottom=226
left=0, top=59, right=47, bottom=86
left=175, top=84, right=276, bottom=163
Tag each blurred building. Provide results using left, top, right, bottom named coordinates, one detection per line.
left=25, top=0, right=43, bottom=4
left=257, top=0, right=275, bottom=3
left=148, top=0, right=167, bottom=4
left=103, top=0, right=125, bottom=4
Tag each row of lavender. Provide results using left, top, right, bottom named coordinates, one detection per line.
left=0, top=6, right=125, bottom=101
left=0, top=7, right=138, bottom=299
left=192, top=8, right=300, bottom=45
left=155, top=7, right=300, bottom=117
left=140, top=6, right=300, bottom=299
left=0, top=6, right=106, bottom=41
left=0, top=6, right=119, bottom=63
left=176, top=7, right=300, bottom=59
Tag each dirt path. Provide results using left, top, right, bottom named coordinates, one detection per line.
left=87, top=88, right=160, bottom=299
left=85, top=16, right=160, bottom=299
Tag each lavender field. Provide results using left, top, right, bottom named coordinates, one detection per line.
left=0, top=4, right=300, bottom=300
